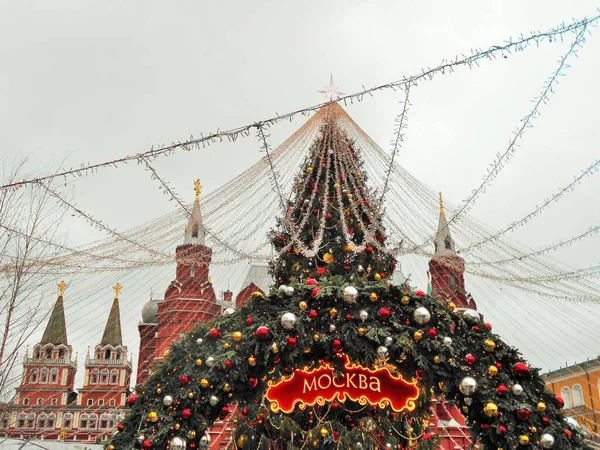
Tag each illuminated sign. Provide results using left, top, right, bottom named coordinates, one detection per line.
left=266, top=357, right=419, bottom=413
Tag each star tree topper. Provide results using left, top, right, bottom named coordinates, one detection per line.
left=318, top=74, right=343, bottom=101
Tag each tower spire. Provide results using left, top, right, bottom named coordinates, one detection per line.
left=433, top=191, right=456, bottom=256
left=40, top=281, right=69, bottom=345
left=184, top=179, right=205, bottom=245
left=101, top=283, right=123, bottom=346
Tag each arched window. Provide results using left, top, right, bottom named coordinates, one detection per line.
left=37, top=413, right=47, bottom=429
left=100, top=368, right=109, bottom=384
left=90, top=369, right=99, bottom=384
left=29, top=369, right=39, bottom=384
left=572, top=384, right=584, bottom=407
left=46, top=413, right=56, bottom=429
left=26, top=413, right=35, bottom=428
left=17, top=413, right=27, bottom=428
left=561, top=386, right=573, bottom=409
left=23, top=398, right=30, bottom=406
left=40, top=368, right=49, bottom=383
left=99, top=413, right=112, bottom=429
left=88, top=414, right=98, bottom=429
left=0, top=413, right=9, bottom=429
left=58, top=348, right=65, bottom=359
left=79, top=414, right=89, bottom=429
left=104, top=349, right=111, bottom=360
left=63, top=413, right=73, bottom=429
left=98, top=399, right=104, bottom=406
left=110, top=369, right=118, bottom=385
left=34, top=348, right=40, bottom=359
left=50, top=368, right=59, bottom=383
left=50, top=398, right=58, bottom=406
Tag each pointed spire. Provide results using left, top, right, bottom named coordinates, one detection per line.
left=434, top=192, right=457, bottom=257
left=184, top=179, right=206, bottom=245
left=101, top=284, right=123, bottom=346
left=40, top=281, right=69, bottom=346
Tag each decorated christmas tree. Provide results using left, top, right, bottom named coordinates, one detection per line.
left=108, top=104, right=589, bottom=450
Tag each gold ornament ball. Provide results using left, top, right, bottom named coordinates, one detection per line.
left=314, top=333, right=320, bottom=342
left=187, top=391, right=194, bottom=399
left=333, top=183, right=340, bottom=189
left=343, top=244, right=354, bottom=253
left=401, top=295, right=410, bottom=305
left=330, top=308, right=338, bottom=318
left=447, top=301, right=457, bottom=311
left=270, top=342, right=279, bottom=353
left=537, top=402, right=546, bottom=412
left=237, top=434, right=248, bottom=448
left=199, top=421, right=207, bottom=430
left=483, top=339, right=497, bottom=352
left=374, top=273, right=381, bottom=281
left=187, top=430, right=196, bottom=440
left=358, top=327, right=368, bottom=336
left=299, top=301, right=308, bottom=310
left=488, top=366, right=498, bottom=376
left=156, top=387, right=162, bottom=394
left=484, top=402, right=498, bottom=417
left=174, top=423, right=180, bottom=430
left=195, top=358, right=203, bottom=366
left=370, top=292, right=378, bottom=302
left=530, top=427, right=537, bottom=433
left=163, top=349, right=170, bottom=358
left=306, top=167, right=313, bottom=173
left=200, top=378, right=209, bottom=388
left=224, top=342, right=231, bottom=349
left=248, top=356, right=257, bottom=366
left=320, top=428, right=329, bottom=438
left=433, top=356, right=441, bottom=364
left=414, top=330, right=424, bottom=341
left=107, top=446, right=115, bottom=450
left=252, top=291, right=264, bottom=298
left=519, top=435, right=530, bottom=445
left=323, top=253, right=334, bottom=264
left=233, top=332, right=243, bottom=342
left=147, top=411, right=158, bottom=422
left=462, top=406, right=469, bottom=413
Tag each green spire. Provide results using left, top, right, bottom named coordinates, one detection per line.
left=101, top=285, right=123, bottom=346
left=40, top=292, right=68, bottom=346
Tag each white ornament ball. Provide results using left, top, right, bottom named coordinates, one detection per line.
left=459, top=377, right=478, bottom=396
left=280, top=285, right=295, bottom=296
left=358, top=265, right=365, bottom=273
left=384, top=336, right=393, bottom=346
left=443, top=336, right=452, bottom=345
left=329, top=324, right=337, bottom=332
left=377, top=346, right=389, bottom=360
left=343, top=286, right=359, bottom=303
left=462, top=309, right=480, bottom=321
left=196, top=338, right=203, bottom=345
left=413, top=307, right=431, bottom=324
left=200, top=433, right=211, bottom=444
left=209, top=395, right=219, bottom=406
left=540, top=434, right=555, bottom=448
left=464, top=397, right=473, bottom=405
left=222, top=308, right=235, bottom=316
left=281, top=312, right=297, bottom=330
left=359, top=310, right=369, bottom=321
left=163, top=395, right=174, bottom=406
left=170, top=437, right=187, bottom=450
left=512, top=384, right=523, bottom=396
left=386, top=444, right=392, bottom=449
left=564, top=417, right=579, bottom=429
left=137, top=434, right=146, bottom=444
left=206, top=356, right=215, bottom=367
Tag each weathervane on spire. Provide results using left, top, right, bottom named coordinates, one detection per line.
left=439, top=192, right=444, bottom=214
left=318, top=74, right=343, bottom=101
left=194, top=178, right=203, bottom=201
left=113, top=283, right=122, bottom=299
left=57, top=280, right=67, bottom=296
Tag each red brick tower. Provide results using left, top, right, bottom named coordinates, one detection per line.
left=8, top=281, right=77, bottom=439
left=75, top=283, right=131, bottom=441
left=428, top=193, right=477, bottom=310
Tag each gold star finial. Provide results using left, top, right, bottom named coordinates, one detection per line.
left=113, top=283, right=122, bottom=299
left=57, top=280, right=67, bottom=296
left=439, top=192, right=444, bottom=214
left=194, top=179, right=203, bottom=201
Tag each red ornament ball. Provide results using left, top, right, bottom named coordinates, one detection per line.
left=317, top=267, right=326, bottom=275
left=287, top=337, right=297, bottom=349
left=465, top=354, right=476, bottom=365
left=423, top=432, right=432, bottom=440
left=242, top=407, right=249, bottom=416
left=309, top=310, right=318, bottom=320
left=472, top=325, right=480, bottom=332
left=142, top=440, right=152, bottom=449
left=332, top=402, right=340, bottom=409
left=416, top=369, right=423, bottom=379
left=497, top=385, right=508, bottom=395
left=514, top=362, right=530, bottom=377
left=189, top=444, right=196, bottom=449
left=210, top=328, right=220, bottom=338
left=179, top=375, right=189, bottom=385
left=182, top=408, right=192, bottom=419
left=256, top=326, right=269, bottom=339
left=248, top=377, right=258, bottom=387
left=555, top=395, right=565, bottom=408
left=117, top=424, right=125, bottom=431
left=516, top=408, right=530, bottom=421
left=305, top=278, right=318, bottom=286
left=219, top=406, right=231, bottom=419
left=564, top=429, right=573, bottom=438
left=378, top=307, right=391, bottom=320
left=332, top=339, right=343, bottom=353
left=542, top=417, right=550, bottom=424
left=225, top=359, right=232, bottom=370
left=416, top=290, right=426, bottom=297
left=246, top=316, right=254, bottom=325
left=427, top=328, right=437, bottom=338
left=126, top=394, right=138, bottom=407
left=498, top=425, right=507, bottom=433
left=366, top=246, right=373, bottom=254
left=485, top=322, right=493, bottom=330
left=311, top=287, right=322, bottom=298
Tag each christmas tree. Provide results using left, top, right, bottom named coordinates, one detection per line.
left=109, top=104, right=589, bottom=450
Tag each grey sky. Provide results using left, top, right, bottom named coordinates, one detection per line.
left=1, top=0, right=599, bottom=388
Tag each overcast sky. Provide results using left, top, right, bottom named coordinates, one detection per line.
left=1, top=1, right=599, bottom=382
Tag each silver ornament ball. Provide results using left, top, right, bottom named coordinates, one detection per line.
left=540, top=434, right=555, bottom=448
left=222, top=308, right=235, bottom=316
left=200, top=433, right=211, bottom=444
left=329, top=324, right=337, bottom=332
left=459, top=377, right=478, bottom=396
left=170, top=437, right=187, bottom=450
left=384, top=336, right=393, bottom=346
left=281, top=312, right=298, bottom=330
left=137, top=434, right=146, bottom=444
left=196, top=338, right=203, bottom=346
left=564, top=417, right=579, bottom=429
left=377, top=346, right=389, bottom=360
left=462, top=309, right=480, bottom=321
left=343, top=286, right=359, bottom=303
left=163, top=395, right=174, bottom=406
left=209, top=395, right=219, bottom=406
left=359, top=310, right=369, bottom=321
left=413, top=307, right=431, bottom=325
left=443, top=336, right=452, bottom=345
left=205, top=356, right=215, bottom=367
left=512, top=384, right=523, bottom=396
left=464, top=397, right=473, bottom=405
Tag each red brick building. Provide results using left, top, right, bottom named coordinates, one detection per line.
left=0, top=283, right=131, bottom=443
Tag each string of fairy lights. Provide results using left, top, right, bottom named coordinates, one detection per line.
left=1, top=13, right=600, bottom=433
